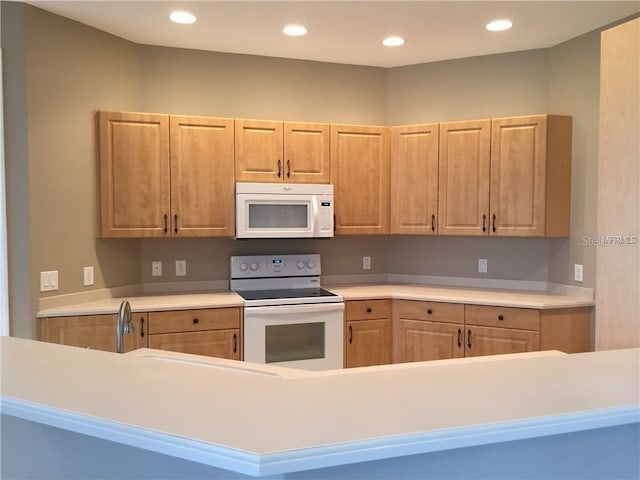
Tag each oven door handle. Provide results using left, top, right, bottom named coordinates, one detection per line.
left=244, top=303, right=345, bottom=316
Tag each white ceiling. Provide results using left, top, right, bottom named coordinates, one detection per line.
left=27, top=1, right=640, bottom=68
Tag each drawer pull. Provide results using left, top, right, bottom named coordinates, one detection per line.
left=193, top=318, right=199, bottom=324
left=140, top=317, right=145, bottom=338
left=498, top=315, right=504, bottom=321
left=366, top=307, right=372, bottom=313
left=457, top=328, right=462, bottom=348
left=467, top=329, right=472, bottom=349
left=348, top=325, right=353, bottom=344
left=233, top=333, right=237, bottom=353
left=427, top=309, right=433, bottom=315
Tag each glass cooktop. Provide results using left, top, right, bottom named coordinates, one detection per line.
left=235, top=288, right=339, bottom=302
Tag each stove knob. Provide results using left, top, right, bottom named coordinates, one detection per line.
left=239, top=263, right=248, bottom=272
left=306, top=260, right=315, bottom=269
left=250, top=262, right=259, bottom=272
left=297, top=262, right=305, bottom=269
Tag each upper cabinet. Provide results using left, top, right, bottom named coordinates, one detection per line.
left=490, top=114, right=572, bottom=237
left=390, top=124, right=439, bottom=234
left=235, top=119, right=330, bottom=183
left=438, top=119, right=492, bottom=236
left=97, top=111, right=235, bottom=238
left=331, top=124, right=390, bottom=235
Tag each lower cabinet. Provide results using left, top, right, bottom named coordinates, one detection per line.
left=148, top=308, right=241, bottom=360
left=344, top=300, right=392, bottom=368
left=40, top=314, right=148, bottom=353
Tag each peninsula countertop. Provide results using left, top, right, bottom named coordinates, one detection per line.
left=37, top=283, right=594, bottom=318
left=1, top=337, right=637, bottom=477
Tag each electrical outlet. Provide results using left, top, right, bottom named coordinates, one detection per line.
left=152, top=261, right=163, bottom=277
left=478, top=259, right=488, bottom=273
left=176, top=260, right=186, bottom=277
left=574, top=264, right=584, bottom=282
left=362, top=256, right=371, bottom=270
left=83, top=266, right=94, bottom=286
left=40, top=271, right=59, bottom=292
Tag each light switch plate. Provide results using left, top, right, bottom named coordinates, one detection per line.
left=40, top=271, right=59, bottom=292
left=574, top=264, right=584, bottom=282
left=478, top=259, right=488, bottom=273
left=176, top=260, right=186, bottom=277
left=83, top=266, right=94, bottom=286
left=152, top=261, right=162, bottom=277
left=362, top=256, right=371, bottom=270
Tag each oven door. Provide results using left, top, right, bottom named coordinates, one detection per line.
left=236, top=194, right=318, bottom=238
left=243, top=303, right=344, bottom=371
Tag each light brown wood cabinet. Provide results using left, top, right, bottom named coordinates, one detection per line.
left=148, top=308, right=241, bottom=360
left=98, top=111, right=235, bottom=238
left=40, top=313, right=148, bottom=353
left=437, top=115, right=572, bottom=237
left=392, top=300, right=592, bottom=363
left=390, top=124, right=439, bottom=234
left=235, top=120, right=330, bottom=183
left=331, top=125, right=390, bottom=235
left=344, top=300, right=392, bottom=367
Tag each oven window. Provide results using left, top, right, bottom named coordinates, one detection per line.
left=248, top=204, right=308, bottom=229
left=265, top=322, right=325, bottom=363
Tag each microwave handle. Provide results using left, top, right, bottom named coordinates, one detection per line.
left=312, top=195, right=320, bottom=235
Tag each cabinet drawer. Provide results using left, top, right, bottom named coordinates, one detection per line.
left=394, top=300, right=464, bottom=324
left=465, top=305, right=540, bottom=331
left=345, top=300, right=391, bottom=321
left=148, top=308, right=240, bottom=334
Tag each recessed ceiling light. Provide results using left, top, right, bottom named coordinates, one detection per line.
left=169, top=11, right=197, bottom=25
left=486, top=19, right=513, bottom=32
left=382, top=36, right=405, bottom=47
left=283, top=25, right=308, bottom=36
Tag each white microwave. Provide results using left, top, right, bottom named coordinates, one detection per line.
left=235, top=183, right=334, bottom=238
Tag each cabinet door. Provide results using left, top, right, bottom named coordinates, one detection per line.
left=345, top=319, right=391, bottom=368
left=390, top=124, right=439, bottom=234
left=98, top=111, right=170, bottom=238
left=438, top=120, right=491, bottom=236
left=395, top=320, right=464, bottom=363
left=235, top=119, right=283, bottom=182
left=149, top=329, right=240, bottom=360
left=284, top=122, right=330, bottom=183
left=465, top=326, right=539, bottom=358
left=331, top=125, right=390, bottom=234
left=42, top=314, right=148, bottom=353
left=170, top=116, right=235, bottom=237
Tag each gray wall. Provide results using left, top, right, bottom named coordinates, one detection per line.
left=2, top=4, right=605, bottom=338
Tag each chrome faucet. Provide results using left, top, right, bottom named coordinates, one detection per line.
left=116, top=300, right=134, bottom=354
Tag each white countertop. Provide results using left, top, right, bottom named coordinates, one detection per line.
left=1, top=337, right=637, bottom=476
left=37, top=283, right=593, bottom=317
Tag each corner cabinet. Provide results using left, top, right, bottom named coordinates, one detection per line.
left=344, top=300, right=392, bottom=368
left=331, top=125, right=390, bottom=234
left=97, top=111, right=235, bottom=238
left=390, top=124, right=439, bottom=234
left=40, top=314, right=148, bottom=353
left=235, top=119, right=330, bottom=184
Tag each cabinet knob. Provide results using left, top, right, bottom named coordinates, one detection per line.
left=498, top=314, right=504, bottom=321
left=427, top=309, right=433, bottom=315
left=193, top=318, right=199, bottom=324
left=366, top=307, right=372, bottom=313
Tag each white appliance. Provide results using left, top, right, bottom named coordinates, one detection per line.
left=235, top=183, right=334, bottom=238
left=230, top=254, right=344, bottom=371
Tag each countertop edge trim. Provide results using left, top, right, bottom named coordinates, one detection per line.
left=2, top=396, right=637, bottom=476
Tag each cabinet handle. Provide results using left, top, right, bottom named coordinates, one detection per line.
left=498, top=314, right=504, bottom=321
left=467, top=329, right=472, bottom=349
left=482, top=214, right=487, bottom=232
left=140, top=317, right=145, bottom=338
left=427, top=309, right=433, bottom=315
left=348, top=325, right=353, bottom=344
left=366, top=307, right=372, bottom=313
left=193, top=318, right=199, bottom=324
left=277, top=159, right=282, bottom=178
left=457, top=328, right=462, bottom=348
left=286, top=159, right=291, bottom=178
left=492, top=214, right=497, bottom=232
left=174, top=214, right=178, bottom=234
left=163, top=214, right=168, bottom=234
left=233, top=333, right=237, bottom=353
left=431, top=214, right=436, bottom=232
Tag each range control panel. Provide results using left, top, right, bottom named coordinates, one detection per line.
left=230, top=254, right=321, bottom=279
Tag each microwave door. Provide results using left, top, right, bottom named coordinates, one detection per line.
left=237, top=195, right=315, bottom=238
